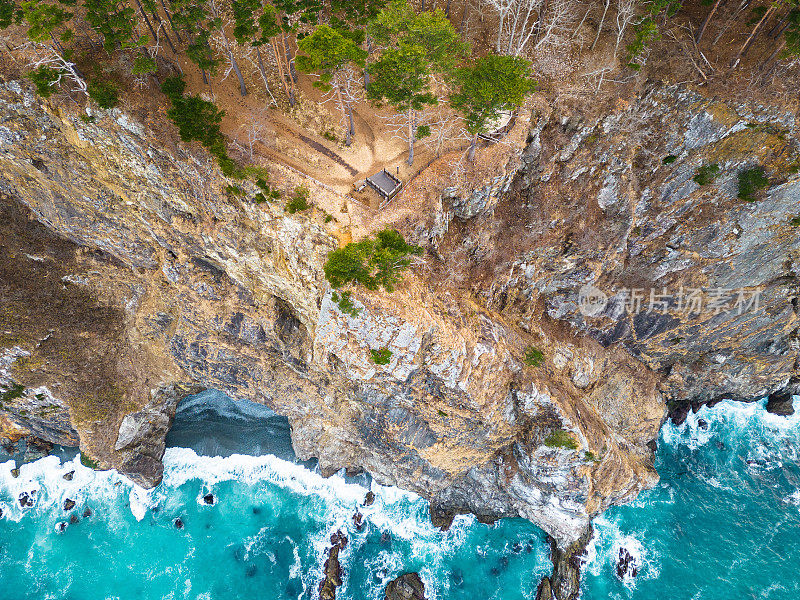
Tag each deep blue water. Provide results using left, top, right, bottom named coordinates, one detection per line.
left=0, top=392, right=798, bottom=599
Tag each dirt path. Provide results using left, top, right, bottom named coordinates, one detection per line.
left=297, top=133, right=358, bottom=176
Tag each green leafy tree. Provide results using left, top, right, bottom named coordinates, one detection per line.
left=330, top=0, right=385, bottom=30
left=206, top=0, right=248, bottom=96
left=186, top=29, right=220, bottom=78
left=366, top=0, right=467, bottom=164
left=368, top=0, right=467, bottom=72
left=21, top=0, right=89, bottom=96
left=132, top=53, right=158, bottom=75
left=297, top=24, right=367, bottom=145
left=27, top=64, right=59, bottom=97
left=87, top=78, right=119, bottom=108
left=784, top=7, right=800, bottom=57
left=270, top=0, right=325, bottom=102
left=231, top=1, right=296, bottom=105
left=83, top=0, right=142, bottom=52
left=21, top=0, right=71, bottom=43
left=0, top=0, right=23, bottom=29
left=367, top=41, right=438, bottom=165
left=231, top=0, right=274, bottom=101
left=169, top=0, right=220, bottom=83
left=161, top=76, right=240, bottom=176
left=626, top=0, right=683, bottom=68
left=324, top=228, right=422, bottom=292
left=451, top=54, right=536, bottom=160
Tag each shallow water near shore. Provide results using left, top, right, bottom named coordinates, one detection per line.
left=0, top=393, right=798, bottom=599
left=585, top=397, right=800, bottom=600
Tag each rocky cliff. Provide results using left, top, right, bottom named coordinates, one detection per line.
left=1, top=74, right=798, bottom=554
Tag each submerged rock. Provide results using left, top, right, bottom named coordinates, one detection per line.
left=318, top=530, right=349, bottom=600
left=330, top=530, right=348, bottom=550
left=384, top=572, right=427, bottom=600
left=616, top=547, right=639, bottom=579
left=174, top=518, right=184, bottom=530
left=82, top=507, right=92, bottom=518
left=55, top=522, right=67, bottom=533
left=69, top=514, right=79, bottom=524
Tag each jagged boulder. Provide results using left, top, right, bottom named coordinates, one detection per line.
left=384, top=572, right=426, bottom=600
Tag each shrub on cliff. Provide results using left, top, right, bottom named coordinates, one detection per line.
left=87, top=78, right=119, bottom=109
left=370, top=347, right=392, bottom=365
left=544, top=429, right=578, bottom=450
left=737, top=166, right=769, bottom=201
left=160, top=76, right=240, bottom=177
left=324, top=229, right=422, bottom=292
left=523, top=346, right=544, bottom=367
left=331, top=290, right=361, bottom=317
left=285, top=186, right=310, bottom=213
left=27, top=66, right=59, bottom=98
left=693, top=163, right=720, bottom=186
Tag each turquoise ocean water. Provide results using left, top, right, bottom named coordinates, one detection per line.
left=0, top=392, right=798, bottom=599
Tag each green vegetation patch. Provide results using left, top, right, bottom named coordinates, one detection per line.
left=285, top=186, right=311, bottom=213
left=523, top=346, right=544, bottom=367
left=27, top=66, right=59, bottom=98
left=737, top=166, right=769, bottom=202
left=324, top=229, right=422, bottom=293
left=249, top=177, right=281, bottom=203
left=545, top=428, right=578, bottom=450
left=693, top=163, right=720, bottom=185
left=0, top=383, right=25, bottom=403
left=79, top=452, right=100, bottom=470
left=160, top=76, right=240, bottom=178
left=331, top=290, right=361, bottom=318
left=87, top=78, right=119, bottom=109
left=370, top=347, right=392, bottom=365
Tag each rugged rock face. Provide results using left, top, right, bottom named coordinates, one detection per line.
left=435, top=84, right=799, bottom=412
left=1, top=75, right=797, bottom=549
left=384, top=572, right=427, bottom=600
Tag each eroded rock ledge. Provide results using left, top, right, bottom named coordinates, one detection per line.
left=1, top=78, right=797, bottom=548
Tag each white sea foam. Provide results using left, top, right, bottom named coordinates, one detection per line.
left=0, top=455, right=140, bottom=523
left=587, top=514, right=659, bottom=590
